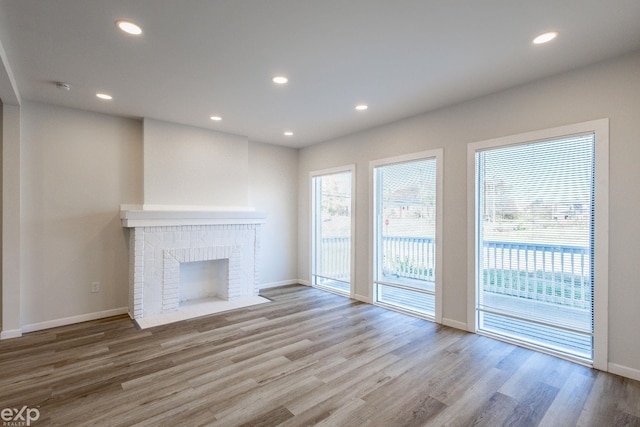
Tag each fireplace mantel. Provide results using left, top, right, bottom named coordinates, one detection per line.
left=120, top=205, right=267, bottom=227
left=120, top=204, right=268, bottom=327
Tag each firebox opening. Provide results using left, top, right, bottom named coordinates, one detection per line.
left=179, top=259, right=229, bottom=304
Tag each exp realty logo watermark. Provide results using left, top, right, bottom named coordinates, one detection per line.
left=1, top=406, right=40, bottom=426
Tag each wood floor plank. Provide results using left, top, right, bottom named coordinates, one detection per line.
left=0, top=284, right=638, bottom=426
left=502, top=380, right=559, bottom=426
left=425, top=366, right=512, bottom=426
left=538, top=370, right=596, bottom=427
left=284, top=355, right=397, bottom=416
left=619, top=377, right=640, bottom=418
left=468, top=391, right=520, bottom=426
left=212, top=374, right=324, bottom=426
left=312, top=397, right=368, bottom=427
left=426, top=336, right=514, bottom=405
left=236, top=405, right=295, bottom=427
left=576, top=372, right=640, bottom=426
left=280, top=370, right=393, bottom=426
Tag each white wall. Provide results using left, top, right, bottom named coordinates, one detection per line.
left=143, top=118, right=249, bottom=208
left=298, top=51, right=640, bottom=376
left=248, top=141, right=298, bottom=287
left=20, top=102, right=142, bottom=326
left=143, top=118, right=299, bottom=286
left=1, top=103, right=21, bottom=337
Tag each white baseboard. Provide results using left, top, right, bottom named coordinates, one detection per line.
left=0, top=328, right=23, bottom=340
left=442, top=317, right=468, bottom=331
left=22, top=307, right=129, bottom=334
left=354, top=294, right=372, bottom=304
left=608, top=362, right=640, bottom=381
left=258, top=279, right=300, bottom=290
left=298, top=279, right=310, bottom=286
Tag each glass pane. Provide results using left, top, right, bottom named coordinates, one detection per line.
left=476, top=134, right=594, bottom=360
left=313, top=171, right=351, bottom=294
left=314, top=276, right=350, bottom=293
left=479, top=312, right=592, bottom=360
left=377, top=284, right=435, bottom=315
left=374, top=158, right=436, bottom=317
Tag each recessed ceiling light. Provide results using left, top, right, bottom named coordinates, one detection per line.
left=210, top=116, right=222, bottom=121
left=355, top=104, right=368, bottom=111
left=533, top=31, right=558, bottom=44
left=284, top=131, right=294, bottom=136
left=96, top=93, right=113, bottom=100
left=116, top=20, right=143, bottom=35
left=272, top=76, right=288, bottom=84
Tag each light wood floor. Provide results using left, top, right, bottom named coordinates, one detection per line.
left=1, top=284, right=639, bottom=426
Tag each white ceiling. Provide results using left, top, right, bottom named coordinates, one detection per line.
left=1, top=0, right=639, bottom=148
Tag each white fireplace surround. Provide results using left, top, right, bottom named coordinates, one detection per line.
left=121, top=206, right=268, bottom=328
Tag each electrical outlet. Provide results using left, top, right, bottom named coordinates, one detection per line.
left=91, top=282, right=100, bottom=293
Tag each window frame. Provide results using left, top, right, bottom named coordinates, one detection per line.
left=467, top=119, right=609, bottom=369
left=310, top=164, right=356, bottom=298
left=369, top=149, right=443, bottom=322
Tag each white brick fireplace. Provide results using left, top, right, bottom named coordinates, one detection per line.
left=121, top=207, right=268, bottom=328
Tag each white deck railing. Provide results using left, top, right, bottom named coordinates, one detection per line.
left=319, top=237, right=591, bottom=309
left=482, top=240, right=591, bottom=309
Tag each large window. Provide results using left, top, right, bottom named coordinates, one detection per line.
left=468, top=119, right=608, bottom=367
left=372, top=150, right=442, bottom=320
left=311, top=166, right=354, bottom=296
